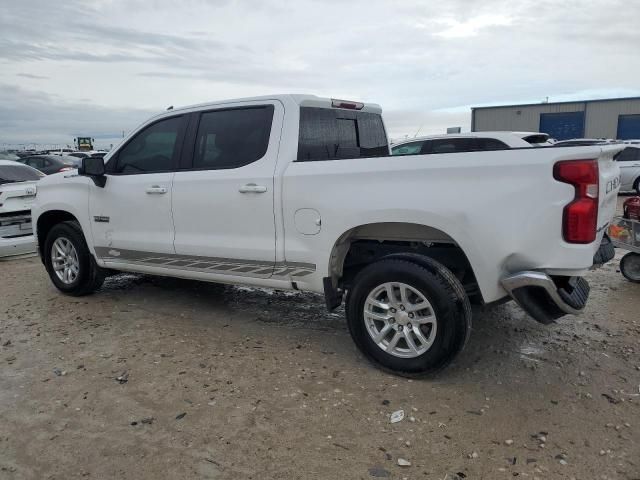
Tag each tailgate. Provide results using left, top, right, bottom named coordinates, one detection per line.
left=597, top=145, right=623, bottom=241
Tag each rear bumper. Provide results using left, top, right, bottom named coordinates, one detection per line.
left=0, top=235, right=36, bottom=259
left=501, top=271, right=589, bottom=324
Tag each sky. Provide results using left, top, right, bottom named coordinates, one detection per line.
left=1, top=0, right=639, bottom=148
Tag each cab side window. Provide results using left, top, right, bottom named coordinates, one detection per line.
left=114, top=116, right=184, bottom=174
left=192, top=106, right=274, bottom=170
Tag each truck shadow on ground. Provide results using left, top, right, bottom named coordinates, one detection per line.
left=100, top=272, right=558, bottom=379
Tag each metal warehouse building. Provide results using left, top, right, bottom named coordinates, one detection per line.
left=471, top=97, right=640, bottom=140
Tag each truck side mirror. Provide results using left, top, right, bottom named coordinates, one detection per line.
left=79, top=156, right=107, bottom=187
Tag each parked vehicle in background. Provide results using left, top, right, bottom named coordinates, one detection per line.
left=513, top=132, right=555, bottom=146
left=47, top=148, right=76, bottom=156
left=0, top=160, right=43, bottom=258
left=0, top=152, right=20, bottom=161
left=32, top=94, right=622, bottom=376
left=616, top=146, right=640, bottom=194
left=391, top=132, right=536, bottom=155
left=553, top=138, right=617, bottom=147
left=67, top=152, right=90, bottom=160
left=15, top=155, right=81, bottom=175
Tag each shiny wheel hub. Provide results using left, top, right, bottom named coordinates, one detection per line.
left=51, top=237, right=79, bottom=285
left=363, top=282, right=437, bottom=358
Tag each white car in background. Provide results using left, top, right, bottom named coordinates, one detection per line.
left=391, top=131, right=551, bottom=156
left=616, top=145, right=640, bottom=194
left=0, top=160, right=44, bottom=258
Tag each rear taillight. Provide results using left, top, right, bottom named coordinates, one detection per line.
left=553, top=159, right=599, bottom=244
left=59, top=167, right=73, bottom=172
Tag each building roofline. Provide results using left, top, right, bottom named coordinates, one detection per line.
left=471, top=96, right=640, bottom=111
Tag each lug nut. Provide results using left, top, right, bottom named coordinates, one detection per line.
left=398, top=325, right=403, bottom=331
left=390, top=308, right=396, bottom=313
left=408, top=313, right=414, bottom=319
left=399, top=305, right=405, bottom=311
left=407, top=323, right=412, bottom=329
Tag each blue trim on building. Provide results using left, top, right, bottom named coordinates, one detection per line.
left=471, top=96, right=640, bottom=111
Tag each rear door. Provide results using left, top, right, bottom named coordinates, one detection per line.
left=171, top=101, right=283, bottom=278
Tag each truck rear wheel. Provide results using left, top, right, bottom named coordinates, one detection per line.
left=345, top=256, right=471, bottom=377
left=44, top=221, right=105, bottom=296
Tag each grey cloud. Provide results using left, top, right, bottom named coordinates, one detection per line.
left=16, top=73, right=49, bottom=80
left=0, top=84, right=155, bottom=147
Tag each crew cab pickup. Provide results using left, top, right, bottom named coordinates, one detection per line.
left=31, top=94, right=622, bottom=376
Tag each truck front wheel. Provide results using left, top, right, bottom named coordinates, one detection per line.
left=345, top=256, right=471, bottom=377
left=44, top=221, right=105, bottom=296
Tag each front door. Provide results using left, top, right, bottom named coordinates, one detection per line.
left=89, top=114, right=187, bottom=262
left=171, top=102, right=282, bottom=278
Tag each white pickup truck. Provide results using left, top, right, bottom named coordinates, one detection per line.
left=32, top=94, right=621, bottom=376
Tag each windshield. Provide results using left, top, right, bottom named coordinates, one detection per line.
left=0, top=164, right=44, bottom=184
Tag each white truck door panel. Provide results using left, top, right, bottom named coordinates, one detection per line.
left=171, top=102, right=283, bottom=276
left=89, top=173, right=175, bottom=255
left=89, top=114, right=187, bottom=258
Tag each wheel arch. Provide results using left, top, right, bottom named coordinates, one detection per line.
left=36, top=210, right=80, bottom=262
left=326, top=221, right=483, bottom=303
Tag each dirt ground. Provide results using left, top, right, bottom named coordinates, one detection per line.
left=1, top=231, right=639, bottom=479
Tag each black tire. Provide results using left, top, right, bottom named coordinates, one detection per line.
left=620, top=252, right=640, bottom=283
left=345, top=256, right=472, bottom=377
left=44, top=221, right=105, bottom=296
left=635, top=178, right=640, bottom=196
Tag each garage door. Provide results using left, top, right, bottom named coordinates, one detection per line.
left=539, top=111, right=585, bottom=140
left=617, top=114, right=640, bottom=140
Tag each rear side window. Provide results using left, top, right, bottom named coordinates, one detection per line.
left=115, top=116, right=184, bottom=174
left=192, top=106, right=274, bottom=170
left=26, top=157, right=45, bottom=169
left=0, top=164, right=43, bottom=184
left=474, top=138, right=509, bottom=151
left=297, top=107, right=388, bottom=161
left=616, top=147, right=640, bottom=162
left=429, top=138, right=476, bottom=154
left=427, top=138, right=508, bottom=154
left=392, top=141, right=424, bottom=156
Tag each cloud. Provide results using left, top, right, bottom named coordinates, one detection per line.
left=433, top=14, right=513, bottom=38
left=0, top=0, right=639, bottom=144
left=16, top=73, right=49, bottom=80
left=0, top=84, right=155, bottom=148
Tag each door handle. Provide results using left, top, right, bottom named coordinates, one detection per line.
left=239, top=183, right=267, bottom=194
left=146, top=186, right=168, bottom=194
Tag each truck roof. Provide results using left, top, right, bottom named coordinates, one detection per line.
left=163, top=94, right=383, bottom=116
